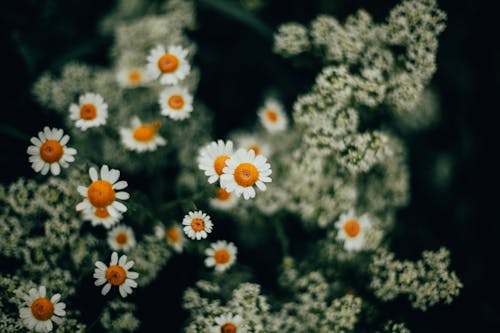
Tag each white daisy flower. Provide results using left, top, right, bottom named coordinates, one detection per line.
left=119, top=117, right=166, bottom=152
left=258, top=98, right=288, bottom=133
left=233, top=133, right=272, bottom=157
left=204, top=240, right=237, bottom=272
left=155, top=224, right=185, bottom=253
left=82, top=207, right=122, bottom=229
left=334, top=210, right=371, bottom=252
left=27, top=127, right=77, bottom=176
left=182, top=210, right=213, bottom=240
left=197, top=140, right=234, bottom=184
left=19, top=286, right=66, bottom=333
left=210, top=313, right=246, bottom=333
left=146, top=45, right=190, bottom=85
left=210, top=187, right=238, bottom=210
left=220, top=148, right=272, bottom=200
left=69, top=93, right=108, bottom=131
left=158, top=86, right=194, bottom=120
left=116, top=67, right=150, bottom=88
left=76, top=165, right=130, bottom=217
left=107, top=225, right=136, bottom=252
left=94, top=252, right=139, bottom=298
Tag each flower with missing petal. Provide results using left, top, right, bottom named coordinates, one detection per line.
left=94, top=252, right=139, bottom=298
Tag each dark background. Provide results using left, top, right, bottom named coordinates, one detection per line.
left=1, top=0, right=498, bottom=331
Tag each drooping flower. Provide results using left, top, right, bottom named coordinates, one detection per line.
left=209, top=313, right=246, bottom=333
left=69, top=93, right=108, bottom=131
left=158, top=86, right=194, bottom=120
left=155, top=224, right=185, bottom=253
left=204, top=240, right=237, bottom=272
left=182, top=210, right=213, bottom=240
left=19, top=286, right=66, bottom=333
left=76, top=165, right=129, bottom=217
left=94, top=252, right=139, bottom=298
left=197, top=140, right=234, bottom=184
left=334, top=210, right=371, bottom=252
left=146, top=45, right=190, bottom=85
left=119, top=117, right=166, bottom=152
left=258, top=98, right=288, bottom=133
left=107, top=225, right=136, bottom=252
left=27, top=127, right=77, bottom=176
left=210, top=187, right=238, bottom=210
left=220, top=148, right=272, bottom=200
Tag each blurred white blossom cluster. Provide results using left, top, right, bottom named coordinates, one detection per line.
left=1, top=0, right=462, bottom=332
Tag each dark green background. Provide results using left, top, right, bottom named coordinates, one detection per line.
left=1, top=0, right=498, bottom=331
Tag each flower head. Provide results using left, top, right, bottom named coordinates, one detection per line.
left=94, top=252, right=139, bottom=298
left=107, top=225, right=136, bottom=252
left=205, top=240, right=237, bottom=272
left=117, top=67, right=150, bottom=88
left=258, top=98, right=288, bottom=133
left=76, top=165, right=129, bottom=217
left=146, top=45, right=190, bottom=85
left=158, top=86, right=194, bottom=120
left=19, top=286, right=66, bottom=333
left=220, top=148, right=272, bottom=200
left=233, top=133, right=272, bottom=157
left=334, top=210, right=371, bottom=252
left=197, top=140, right=234, bottom=184
left=182, top=210, right=213, bottom=240
left=82, top=207, right=122, bottom=229
left=120, top=117, right=166, bottom=152
left=210, top=313, right=246, bottom=333
left=155, top=224, right=185, bottom=253
left=210, top=187, right=238, bottom=210
left=27, top=127, right=77, bottom=176
left=69, top=93, right=108, bottom=131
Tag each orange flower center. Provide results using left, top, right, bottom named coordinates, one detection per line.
left=94, top=208, right=110, bottom=218
left=216, top=188, right=231, bottom=201
left=39, top=140, right=64, bottom=163
left=105, top=265, right=127, bottom=286
left=133, top=125, right=156, bottom=142
left=30, top=297, right=54, bottom=321
left=213, top=155, right=230, bottom=175
left=168, top=95, right=185, bottom=110
left=80, top=103, right=97, bottom=120
left=87, top=180, right=116, bottom=208
left=128, top=70, right=142, bottom=83
left=115, top=233, right=128, bottom=245
left=248, top=145, right=260, bottom=155
left=158, top=53, right=179, bottom=73
left=344, top=220, right=361, bottom=238
left=190, top=218, right=205, bottom=232
left=166, top=228, right=180, bottom=242
left=234, top=163, right=259, bottom=187
left=214, top=249, right=231, bottom=264
left=265, top=110, right=278, bottom=123
left=221, top=323, right=237, bottom=333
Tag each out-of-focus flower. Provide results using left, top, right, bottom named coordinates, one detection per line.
left=204, top=240, right=237, bottom=272
left=69, top=93, right=108, bottom=131
left=107, top=225, right=136, bottom=252
left=210, top=187, right=238, bottom=210
left=146, top=45, right=190, bottom=85
left=155, top=224, right=185, bottom=253
left=258, top=98, right=288, bottom=133
left=198, top=140, right=234, bottom=184
left=120, top=117, right=166, bottom=152
left=159, top=86, right=194, bottom=120
left=335, top=210, right=371, bottom=251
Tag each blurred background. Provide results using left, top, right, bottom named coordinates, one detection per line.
left=1, top=0, right=498, bottom=331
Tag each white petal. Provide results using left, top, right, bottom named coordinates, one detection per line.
left=112, top=201, right=127, bottom=213
left=101, top=283, right=112, bottom=296
left=51, top=294, right=61, bottom=303
left=41, top=163, right=50, bottom=175
left=50, top=163, right=61, bottom=175
left=115, top=192, right=130, bottom=200
left=89, top=167, right=98, bottom=181
left=77, top=186, right=88, bottom=197
left=113, top=181, right=128, bottom=190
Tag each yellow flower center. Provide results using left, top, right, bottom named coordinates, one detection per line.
left=87, top=180, right=116, bottom=208
left=234, top=163, right=259, bottom=187
left=213, top=155, right=230, bottom=175
left=166, top=227, right=180, bottom=242
left=190, top=218, right=205, bottom=232
left=115, top=232, right=128, bottom=245
left=168, top=95, right=185, bottom=110
left=94, top=208, right=110, bottom=218
left=214, top=249, right=231, bottom=264
left=221, top=323, right=237, bottom=333
left=216, top=188, right=231, bottom=201
left=105, top=265, right=127, bottom=286
left=265, top=110, right=278, bottom=123
left=158, top=53, right=179, bottom=73
left=128, top=70, right=142, bottom=83
left=80, top=103, right=97, bottom=120
left=248, top=145, right=260, bottom=155
left=31, top=297, right=54, bottom=321
left=133, top=124, right=156, bottom=142
left=344, top=220, right=361, bottom=238
left=40, top=140, right=64, bottom=163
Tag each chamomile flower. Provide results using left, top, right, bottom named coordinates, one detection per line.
left=82, top=207, right=122, bottom=229
left=233, top=133, right=272, bottom=157
left=334, top=210, right=371, bottom=252
left=69, top=93, right=108, bottom=131
left=155, top=224, right=185, bottom=253
left=27, top=127, right=77, bottom=176
left=205, top=240, right=237, bottom=272
left=76, top=165, right=129, bottom=217
left=146, top=45, right=190, bottom=85
left=94, top=252, right=139, bottom=298
left=210, top=313, right=246, bottom=333
left=182, top=210, right=213, bottom=240
left=119, top=117, right=166, bottom=152
left=258, top=98, right=288, bottom=133
left=197, top=140, right=234, bottom=184
left=19, top=286, right=66, bottom=332
left=116, top=67, right=150, bottom=88
left=210, top=187, right=238, bottom=210
left=158, top=86, right=193, bottom=120
left=107, top=225, right=136, bottom=252
left=220, top=148, right=272, bottom=200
